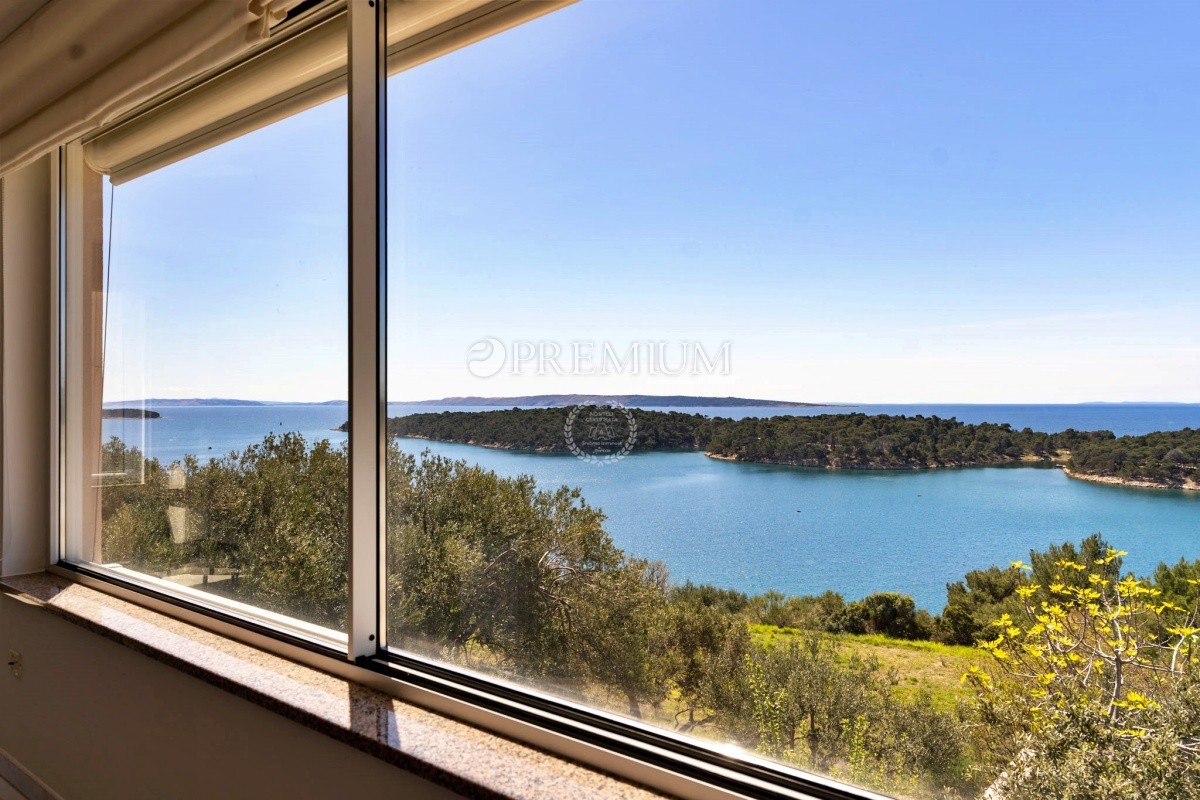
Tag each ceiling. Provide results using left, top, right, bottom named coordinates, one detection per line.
left=0, top=0, right=46, bottom=46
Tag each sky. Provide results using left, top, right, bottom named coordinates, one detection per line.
left=105, top=0, right=1200, bottom=404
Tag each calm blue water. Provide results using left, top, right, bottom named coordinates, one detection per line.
left=393, top=442, right=1200, bottom=611
left=103, top=403, right=1200, bottom=610
left=103, top=404, right=487, bottom=464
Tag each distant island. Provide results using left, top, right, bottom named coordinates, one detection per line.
left=102, top=408, right=161, bottom=419
left=104, top=398, right=346, bottom=407
left=392, top=394, right=847, bottom=408
left=360, top=407, right=1200, bottom=492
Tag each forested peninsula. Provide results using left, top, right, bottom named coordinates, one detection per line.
left=360, top=408, right=1200, bottom=491
left=102, top=408, right=161, bottom=419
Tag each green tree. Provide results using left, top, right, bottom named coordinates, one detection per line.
left=833, top=592, right=933, bottom=640
left=966, top=545, right=1200, bottom=799
left=938, top=564, right=1024, bottom=645
left=189, top=433, right=349, bottom=628
left=385, top=450, right=665, bottom=699
left=659, top=592, right=751, bottom=734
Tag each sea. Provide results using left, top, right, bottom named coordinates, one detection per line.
left=102, top=403, right=1200, bottom=610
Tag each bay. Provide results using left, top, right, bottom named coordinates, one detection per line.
left=102, top=402, right=1200, bottom=610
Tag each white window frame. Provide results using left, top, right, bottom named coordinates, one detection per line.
left=45, top=2, right=891, bottom=798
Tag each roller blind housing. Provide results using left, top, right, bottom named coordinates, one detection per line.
left=0, top=0, right=308, bottom=177
left=85, top=0, right=573, bottom=183
left=0, top=0, right=573, bottom=181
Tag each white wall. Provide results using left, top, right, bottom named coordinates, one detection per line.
left=1, top=155, right=52, bottom=578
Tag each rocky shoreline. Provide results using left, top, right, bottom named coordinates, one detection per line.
left=396, top=433, right=565, bottom=454
left=704, top=451, right=1048, bottom=471
left=1061, top=467, right=1200, bottom=492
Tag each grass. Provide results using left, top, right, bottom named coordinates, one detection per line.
left=750, top=624, right=986, bottom=711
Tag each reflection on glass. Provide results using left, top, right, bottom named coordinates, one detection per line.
left=94, top=97, right=349, bottom=633
left=384, top=2, right=1200, bottom=798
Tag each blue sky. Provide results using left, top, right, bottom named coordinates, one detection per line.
left=106, top=0, right=1200, bottom=403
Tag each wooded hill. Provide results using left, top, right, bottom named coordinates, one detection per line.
left=375, top=408, right=1200, bottom=488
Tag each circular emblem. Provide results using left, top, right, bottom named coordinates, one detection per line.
left=564, top=403, right=637, bottom=465
left=466, top=337, right=506, bottom=378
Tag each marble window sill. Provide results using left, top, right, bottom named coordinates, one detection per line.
left=0, top=572, right=667, bottom=800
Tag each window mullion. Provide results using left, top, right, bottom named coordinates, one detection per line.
left=347, top=0, right=387, bottom=661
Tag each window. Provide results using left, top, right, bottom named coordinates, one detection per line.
left=56, top=2, right=1200, bottom=799
left=56, top=0, right=353, bottom=643
left=86, top=97, right=349, bottom=634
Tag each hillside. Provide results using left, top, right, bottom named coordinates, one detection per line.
left=369, top=407, right=1200, bottom=489
left=375, top=408, right=1096, bottom=469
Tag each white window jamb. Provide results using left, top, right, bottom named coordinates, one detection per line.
left=348, top=0, right=387, bottom=661
left=50, top=148, right=64, bottom=567
left=58, top=142, right=103, bottom=566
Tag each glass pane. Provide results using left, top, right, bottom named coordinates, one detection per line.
left=88, top=98, right=349, bottom=634
left=386, top=2, right=1200, bottom=797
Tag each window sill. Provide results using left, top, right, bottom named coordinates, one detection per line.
left=0, top=572, right=668, bottom=800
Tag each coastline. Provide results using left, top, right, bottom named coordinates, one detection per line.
left=703, top=451, right=1056, bottom=471
left=381, top=409, right=1198, bottom=492
left=408, top=441, right=1200, bottom=493
left=1061, top=467, right=1200, bottom=493
left=401, top=439, right=1200, bottom=491
left=396, top=434, right=565, bottom=454
left=102, top=408, right=161, bottom=419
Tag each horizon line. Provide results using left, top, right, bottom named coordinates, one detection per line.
left=103, top=395, right=1200, bottom=407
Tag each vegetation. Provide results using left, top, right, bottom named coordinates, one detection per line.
left=964, top=544, right=1200, bottom=799
left=98, top=434, right=1200, bottom=798
left=101, top=407, right=161, bottom=419
left=704, top=414, right=1081, bottom=469
left=375, top=408, right=1200, bottom=489
left=752, top=627, right=981, bottom=712
left=1065, top=427, right=1200, bottom=488
left=374, top=407, right=713, bottom=451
